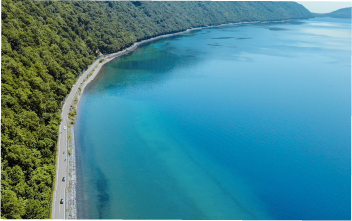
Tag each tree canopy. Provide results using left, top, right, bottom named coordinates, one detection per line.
left=1, top=0, right=312, bottom=218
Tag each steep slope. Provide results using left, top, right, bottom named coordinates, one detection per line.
left=1, top=1, right=312, bottom=218
left=314, top=7, right=351, bottom=19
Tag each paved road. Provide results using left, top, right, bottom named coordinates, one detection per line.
left=52, top=58, right=102, bottom=219
left=51, top=28, right=203, bottom=219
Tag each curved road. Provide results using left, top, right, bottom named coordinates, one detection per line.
left=51, top=27, right=215, bottom=219
left=52, top=58, right=103, bottom=219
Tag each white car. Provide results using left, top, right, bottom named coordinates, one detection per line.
left=64, top=126, right=66, bottom=130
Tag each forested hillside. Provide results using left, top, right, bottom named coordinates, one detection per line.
left=1, top=1, right=312, bottom=218
left=313, top=7, right=351, bottom=19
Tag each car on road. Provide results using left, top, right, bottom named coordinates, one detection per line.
left=60, top=199, right=64, bottom=204
left=62, top=177, right=65, bottom=181
left=64, top=126, right=66, bottom=130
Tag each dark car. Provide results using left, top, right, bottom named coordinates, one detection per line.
left=60, top=199, right=64, bottom=204
left=62, top=177, right=65, bottom=181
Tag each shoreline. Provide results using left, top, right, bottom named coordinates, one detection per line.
left=61, top=18, right=297, bottom=219
left=68, top=18, right=296, bottom=110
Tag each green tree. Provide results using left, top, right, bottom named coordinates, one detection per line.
left=1, top=190, right=25, bottom=219
left=1, top=0, right=312, bottom=218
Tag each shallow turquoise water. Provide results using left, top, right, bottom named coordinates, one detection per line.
left=76, top=18, right=351, bottom=219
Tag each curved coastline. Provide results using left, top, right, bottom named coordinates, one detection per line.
left=59, top=18, right=297, bottom=219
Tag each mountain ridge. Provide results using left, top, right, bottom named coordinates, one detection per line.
left=313, top=7, right=351, bottom=18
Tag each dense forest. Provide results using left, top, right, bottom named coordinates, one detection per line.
left=1, top=1, right=312, bottom=218
left=313, top=7, right=351, bottom=19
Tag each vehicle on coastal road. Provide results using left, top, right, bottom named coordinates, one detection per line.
left=62, top=177, right=65, bottom=181
left=60, top=199, right=64, bottom=204
left=64, top=126, right=66, bottom=130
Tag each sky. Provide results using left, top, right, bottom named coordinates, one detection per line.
left=296, top=1, right=352, bottom=13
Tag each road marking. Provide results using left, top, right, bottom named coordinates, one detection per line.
left=53, top=59, right=101, bottom=219
left=52, top=55, right=122, bottom=218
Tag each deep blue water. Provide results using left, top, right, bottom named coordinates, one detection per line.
left=76, top=18, right=351, bottom=220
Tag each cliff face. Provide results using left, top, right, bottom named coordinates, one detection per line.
left=1, top=1, right=312, bottom=219
left=314, top=7, right=352, bottom=19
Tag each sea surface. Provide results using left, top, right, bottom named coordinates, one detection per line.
left=76, top=18, right=351, bottom=220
